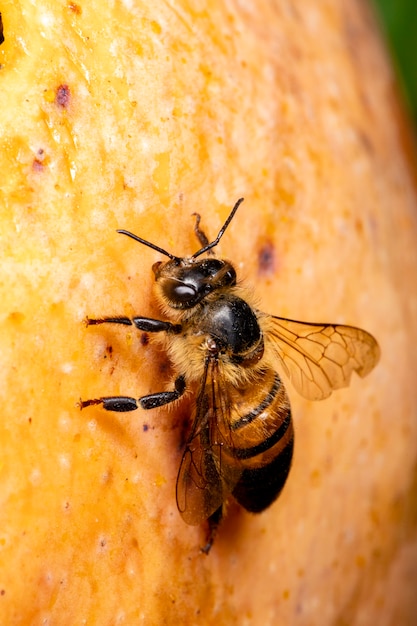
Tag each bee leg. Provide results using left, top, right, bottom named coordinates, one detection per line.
left=85, top=316, right=134, bottom=326
left=192, top=212, right=210, bottom=250
left=132, top=317, right=182, bottom=334
left=201, top=505, right=223, bottom=555
left=80, top=375, right=186, bottom=412
left=86, top=316, right=182, bottom=335
left=79, top=396, right=140, bottom=411
left=140, top=375, right=186, bottom=409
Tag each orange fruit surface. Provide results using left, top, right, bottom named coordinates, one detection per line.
left=1, top=1, right=416, bottom=624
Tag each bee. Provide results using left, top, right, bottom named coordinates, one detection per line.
left=80, top=198, right=380, bottom=553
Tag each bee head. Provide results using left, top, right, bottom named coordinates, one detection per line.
left=116, top=198, right=243, bottom=309
left=152, top=257, right=237, bottom=309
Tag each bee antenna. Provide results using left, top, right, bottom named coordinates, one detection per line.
left=117, top=230, right=178, bottom=260
left=192, top=197, right=244, bottom=259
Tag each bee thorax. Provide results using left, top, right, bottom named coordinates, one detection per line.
left=199, top=295, right=263, bottom=361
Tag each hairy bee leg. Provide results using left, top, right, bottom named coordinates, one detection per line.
left=81, top=318, right=184, bottom=411
left=86, top=316, right=133, bottom=326
left=201, top=505, right=223, bottom=555
left=80, top=375, right=186, bottom=413
left=140, top=374, right=186, bottom=409
left=192, top=197, right=244, bottom=258
left=79, top=396, right=140, bottom=411
left=86, top=316, right=182, bottom=334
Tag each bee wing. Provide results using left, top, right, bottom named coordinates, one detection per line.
left=267, top=316, right=380, bottom=401
left=176, top=359, right=242, bottom=526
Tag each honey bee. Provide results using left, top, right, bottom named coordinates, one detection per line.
left=80, top=198, right=380, bottom=553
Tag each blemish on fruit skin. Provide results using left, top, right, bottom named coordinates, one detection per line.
left=97, top=535, right=108, bottom=553
left=8, top=311, right=25, bottom=324
left=101, top=469, right=113, bottom=484
left=32, top=148, right=47, bottom=171
left=68, top=2, right=82, bottom=15
left=257, top=241, right=276, bottom=276
left=357, top=129, right=374, bottom=155
left=310, top=468, right=321, bottom=487
left=150, top=20, right=162, bottom=35
left=33, top=158, right=44, bottom=172
left=155, top=474, right=167, bottom=487
left=56, top=84, right=71, bottom=108
left=159, top=359, right=172, bottom=376
left=0, top=12, right=4, bottom=45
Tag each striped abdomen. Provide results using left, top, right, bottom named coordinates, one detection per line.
left=221, top=367, right=294, bottom=512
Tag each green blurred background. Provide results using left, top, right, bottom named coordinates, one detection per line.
left=373, top=0, right=417, bottom=127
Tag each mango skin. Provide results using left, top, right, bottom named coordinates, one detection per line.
left=0, top=1, right=416, bottom=624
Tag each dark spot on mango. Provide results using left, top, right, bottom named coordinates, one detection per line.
left=68, top=2, right=82, bottom=14
left=0, top=12, right=4, bottom=46
left=140, top=332, right=149, bottom=346
left=33, top=159, right=44, bottom=172
left=8, top=311, right=25, bottom=324
left=159, top=359, right=172, bottom=376
left=258, top=241, right=276, bottom=276
left=32, top=148, right=47, bottom=172
left=56, top=84, right=71, bottom=108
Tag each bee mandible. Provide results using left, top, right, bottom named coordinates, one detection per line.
left=80, top=198, right=380, bottom=553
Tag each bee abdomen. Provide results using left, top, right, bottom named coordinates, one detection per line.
left=232, top=429, right=294, bottom=512
left=224, top=369, right=294, bottom=513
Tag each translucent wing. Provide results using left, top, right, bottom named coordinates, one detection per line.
left=176, top=358, right=243, bottom=525
left=266, top=316, right=380, bottom=401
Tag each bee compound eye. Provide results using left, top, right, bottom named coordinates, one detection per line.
left=163, top=279, right=197, bottom=304
left=174, top=284, right=197, bottom=302
left=224, top=267, right=236, bottom=285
